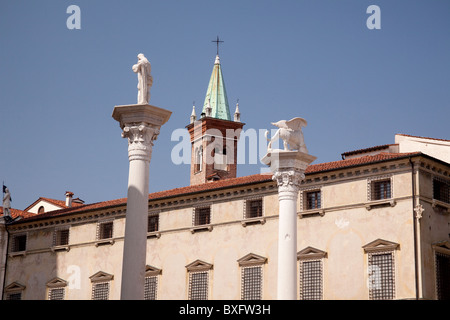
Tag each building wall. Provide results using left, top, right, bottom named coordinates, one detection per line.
left=3, top=156, right=449, bottom=300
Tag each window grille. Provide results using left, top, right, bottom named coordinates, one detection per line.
left=188, top=271, right=209, bottom=300
left=194, top=207, right=211, bottom=226
left=433, top=178, right=450, bottom=204
left=144, top=276, right=158, bottom=300
left=92, top=282, right=110, bottom=300
left=98, top=221, right=113, bottom=239
left=12, top=234, right=26, bottom=252
left=436, top=252, right=450, bottom=300
left=246, top=199, right=263, bottom=219
left=241, top=266, right=262, bottom=300
left=371, top=179, right=391, bottom=200
left=305, top=191, right=321, bottom=210
left=368, top=252, right=395, bottom=300
left=54, top=229, right=69, bottom=246
left=48, top=288, right=65, bottom=300
left=299, top=260, right=322, bottom=300
left=148, top=214, right=159, bottom=232
left=6, top=292, right=22, bottom=300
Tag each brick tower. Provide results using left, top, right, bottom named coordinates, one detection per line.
left=186, top=54, right=244, bottom=185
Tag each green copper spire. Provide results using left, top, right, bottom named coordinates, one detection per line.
left=202, top=55, right=231, bottom=121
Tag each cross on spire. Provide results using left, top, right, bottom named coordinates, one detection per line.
left=212, top=36, right=224, bottom=55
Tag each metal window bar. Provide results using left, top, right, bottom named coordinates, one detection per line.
left=54, top=229, right=69, bottom=246
left=99, top=222, right=113, bottom=239
left=372, top=180, right=391, bottom=200
left=92, top=282, right=110, bottom=300
left=436, top=252, right=450, bottom=300
left=241, top=266, right=262, bottom=300
left=306, top=191, right=321, bottom=210
left=299, top=260, right=322, bottom=300
left=369, top=252, right=395, bottom=300
left=194, top=207, right=211, bottom=226
left=433, top=178, right=450, bottom=204
left=12, top=235, right=26, bottom=252
left=188, top=271, right=208, bottom=300
left=144, top=276, right=158, bottom=300
left=6, top=293, right=22, bottom=300
left=148, top=214, right=159, bottom=232
left=48, top=288, right=65, bottom=300
left=247, top=199, right=263, bottom=218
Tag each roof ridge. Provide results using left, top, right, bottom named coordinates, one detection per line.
left=397, top=133, right=450, bottom=142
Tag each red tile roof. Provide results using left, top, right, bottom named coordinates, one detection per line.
left=11, top=151, right=429, bottom=224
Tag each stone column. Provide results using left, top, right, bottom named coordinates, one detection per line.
left=112, top=104, right=171, bottom=300
left=262, top=150, right=316, bottom=300
left=0, top=218, right=7, bottom=300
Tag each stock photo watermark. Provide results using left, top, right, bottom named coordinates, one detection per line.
left=66, top=5, right=81, bottom=30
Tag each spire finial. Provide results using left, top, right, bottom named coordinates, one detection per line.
left=212, top=36, right=224, bottom=56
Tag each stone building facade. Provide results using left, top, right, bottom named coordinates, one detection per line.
left=0, top=54, right=449, bottom=300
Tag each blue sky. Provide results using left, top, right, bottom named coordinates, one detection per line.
left=1, top=1, right=449, bottom=210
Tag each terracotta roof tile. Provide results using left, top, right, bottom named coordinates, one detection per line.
left=12, top=152, right=428, bottom=224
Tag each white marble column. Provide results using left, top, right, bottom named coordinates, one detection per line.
left=262, top=150, right=316, bottom=300
left=112, top=104, right=171, bottom=300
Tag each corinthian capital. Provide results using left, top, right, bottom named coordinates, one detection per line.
left=122, top=122, right=160, bottom=162
left=273, top=169, right=305, bottom=200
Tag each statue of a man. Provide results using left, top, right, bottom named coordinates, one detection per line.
left=132, top=53, right=153, bottom=104
left=2, top=185, right=11, bottom=218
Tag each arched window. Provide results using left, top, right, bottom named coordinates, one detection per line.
left=38, top=206, right=45, bottom=214
left=195, top=146, right=203, bottom=172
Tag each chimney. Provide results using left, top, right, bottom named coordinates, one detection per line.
left=65, top=191, right=74, bottom=207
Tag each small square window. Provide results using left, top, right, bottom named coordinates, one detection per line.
left=305, top=191, right=321, bottom=210
left=246, top=199, right=263, bottom=219
left=98, top=222, right=113, bottom=240
left=371, top=179, right=391, bottom=200
left=12, top=234, right=26, bottom=252
left=433, top=178, right=449, bottom=204
left=148, top=214, right=159, bottom=233
left=54, top=229, right=69, bottom=246
left=194, top=207, right=211, bottom=226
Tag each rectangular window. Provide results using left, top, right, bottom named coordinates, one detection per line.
left=246, top=199, right=263, bottom=219
left=241, top=266, right=262, bottom=300
left=54, top=229, right=69, bottom=246
left=188, top=271, right=209, bottom=300
left=299, top=260, right=323, bottom=300
left=194, top=207, right=211, bottom=226
left=92, top=282, right=110, bottom=300
left=433, top=178, right=449, bottom=204
left=148, top=214, right=159, bottom=233
left=144, top=276, right=158, bottom=300
left=48, top=288, right=65, bottom=300
left=12, top=234, right=27, bottom=252
left=369, top=252, right=395, bottom=300
left=6, top=292, right=22, bottom=300
left=305, top=191, right=321, bottom=210
left=436, top=252, right=450, bottom=300
left=372, top=179, right=391, bottom=200
left=98, top=221, right=113, bottom=240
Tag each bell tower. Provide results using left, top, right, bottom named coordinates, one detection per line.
left=186, top=50, right=244, bottom=186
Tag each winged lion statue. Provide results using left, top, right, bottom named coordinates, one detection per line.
left=265, top=117, right=308, bottom=153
